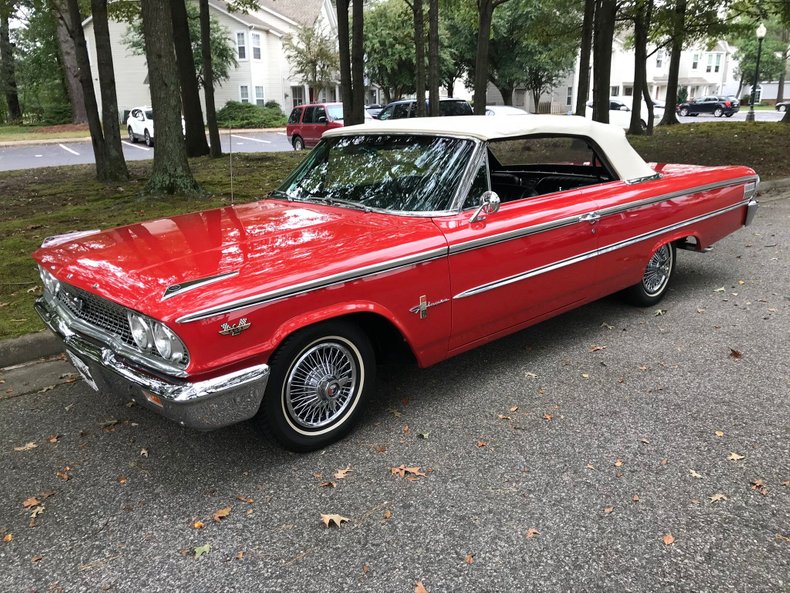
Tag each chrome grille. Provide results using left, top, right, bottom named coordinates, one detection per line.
left=57, top=283, right=135, bottom=346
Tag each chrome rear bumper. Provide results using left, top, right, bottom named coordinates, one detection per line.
left=35, top=298, right=269, bottom=430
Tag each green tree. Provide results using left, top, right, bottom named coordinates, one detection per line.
left=364, top=0, right=418, bottom=102
left=283, top=23, right=339, bottom=102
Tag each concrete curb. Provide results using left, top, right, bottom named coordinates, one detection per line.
left=0, top=331, right=63, bottom=369
left=2, top=177, right=789, bottom=369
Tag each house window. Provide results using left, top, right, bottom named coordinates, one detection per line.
left=236, top=32, right=247, bottom=60
left=692, top=53, right=699, bottom=69
left=706, top=54, right=713, bottom=73
left=240, top=85, right=249, bottom=103
left=255, top=86, right=264, bottom=106
left=610, top=86, right=619, bottom=96
left=752, top=84, right=762, bottom=103
left=291, top=86, right=305, bottom=107
left=251, top=33, right=261, bottom=60
left=714, top=54, right=721, bottom=73
left=624, top=85, right=633, bottom=96
left=566, top=86, right=573, bottom=106
left=656, top=50, right=664, bottom=68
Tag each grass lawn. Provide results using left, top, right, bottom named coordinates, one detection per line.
left=0, top=124, right=91, bottom=142
left=1, top=122, right=788, bottom=341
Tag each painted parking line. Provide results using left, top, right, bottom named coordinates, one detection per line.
left=59, top=144, right=80, bottom=156
left=231, top=134, right=271, bottom=144
left=277, top=132, right=286, bottom=135
left=122, top=140, right=151, bottom=151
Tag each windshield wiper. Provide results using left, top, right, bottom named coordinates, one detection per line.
left=316, top=196, right=372, bottom=212
left=266, top=189, right=293, bottom=200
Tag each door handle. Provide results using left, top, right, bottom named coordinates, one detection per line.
left=579, top=212, right=601, bottom=224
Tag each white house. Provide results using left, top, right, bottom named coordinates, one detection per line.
left=82, top=0, right=337, bottom=119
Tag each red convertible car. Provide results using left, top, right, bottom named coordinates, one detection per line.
left=33, top=116, right=759, bottom=451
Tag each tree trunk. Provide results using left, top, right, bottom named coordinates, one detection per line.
left=65, top=0, right=108, bottom=179
left=473, top=0, right=495, bottom=115
left=408, top=0, right=426, bottom=117
left=629, top=0, right=648, bottom=135
left=200, top=0, right=221, bottom=157
left=776, top=28, right=787, bottom=104
left=496, top=85, right=513, bottom=106
left=350, top=0, right=365, bottom=125
left=592, top=0, right=616, bottom=123
left=172, top=0, right=209, bottom=157
left=658, top=0, right=685, bottom=126
left=140, top=0, right=200, bottom=194
left=575, top=0, right=594, bottom=116
left=0, top=14, right=21, bottom=122
left=337, top=0, right=353, bottom=123
left=91, top=0, right=129, bottom=181
left=428, top=0, right=439, bottom=116
left=51, top=0, right=87, bottom=124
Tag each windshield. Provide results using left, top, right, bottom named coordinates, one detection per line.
left=326, top=105, right=344, bottom=120
left=145, top=110, right=154, bottom=120
left=276, top=134, right=475, bottom=212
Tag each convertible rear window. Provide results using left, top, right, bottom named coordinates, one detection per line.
left=277, top=134, right=476, bottom=212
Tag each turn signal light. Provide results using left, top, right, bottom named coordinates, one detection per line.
left=143, top=391, right=163, bottom=408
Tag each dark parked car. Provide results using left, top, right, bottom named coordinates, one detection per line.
left=776, top=101, right=789, bottom=113
left=365, top=104, right=383, bottom=118
left=376, top=98, right=473, bottom=120
left=677, top=96, right=739, bottom=118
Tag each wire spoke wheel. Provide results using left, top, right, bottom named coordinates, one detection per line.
left=642, top=244, right=673, bottom=296
left=285, top=340, right=359, bottom=430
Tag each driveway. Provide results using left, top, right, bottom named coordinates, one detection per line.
left=1, top=191, right=788, bottom=592
left=0, top=130, right=293, bottom=172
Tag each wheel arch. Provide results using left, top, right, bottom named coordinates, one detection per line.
left=269, top=303, right=418, bottom=367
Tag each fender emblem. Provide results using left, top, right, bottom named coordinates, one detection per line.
left=219, top=318, right=251, bottom=336
left=409, top=296, right=448, bottom=319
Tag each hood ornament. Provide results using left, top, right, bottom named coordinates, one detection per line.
left=219, top=318, right=251, bottom=336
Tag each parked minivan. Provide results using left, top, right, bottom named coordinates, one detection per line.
left=286, top=102, right=345, bottom=150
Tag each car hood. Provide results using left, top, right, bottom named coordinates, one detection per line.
left=33, top=199, right=447, bottom=323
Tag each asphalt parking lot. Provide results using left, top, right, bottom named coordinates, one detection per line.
left=1, top=190, right=788, bottom=593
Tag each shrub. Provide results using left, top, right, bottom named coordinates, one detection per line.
left=216, top=101, right=287, bottom=128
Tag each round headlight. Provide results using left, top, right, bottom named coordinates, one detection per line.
left=127, top=313, right=153, bottom=350
left=152, top=322, right=185, bottom=362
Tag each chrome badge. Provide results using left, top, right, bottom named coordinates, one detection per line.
left=219, top=318, right=251, bottom=336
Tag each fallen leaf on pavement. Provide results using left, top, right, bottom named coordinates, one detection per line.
left=713, top=287, right=725, bottom=292
left=417, top=432, right=429, bottom=440
left=46, top=435, right=61, bottom=444
left=194, top=543, right=210, bottom=558
left=235, top=496, right=254, bottom=504
left=632, top=495, right=640, bottom=503
left=334, top=465, right=352, bottom=480
left=476, top=440, right=489, bottom=447
left=23, top=497, right=41, bottom=509
left=3, top=534, right=12, bottom=543
left=654, top=309, right=666, bottom=316
left=589, top=345, right=607, bottom=352
left=585, top=464, right=595, bottom=470
left=14, top=442, right=37, bottom=452
left=542, top=414, right=553, bottom=422
left=614, top=459, right=623, bottom=467
left=526, top=528, right=540, bottom=539
left=116, top=475, right=128, bottom=486
left=321, top=513, right=349, bottom=528
left=662, top=533, right=675, bottom=546
left=751, top=479, right=769, bottom=495
left=510, top=405, right=519, bottom=412
left=402, top=424, right=411, bottom=435
left=604, top=506, right=614, bottom=514
left=727, top=452, right=745, bottom=461
left=55, top=468, right=71, bottom=481
left=319, top=481, right=336, bottom=488
left=581, top=373, right=590, bottom=379
left=140, top=448, right=149, bottom=458
left=383, top=510, right=393, bottom=520
left=390, top=465, right=427, bottom=479
left=729, top=349, right=743, bottom=360
left=374, top=445, right=387, bottom=453
left=192, top=521, right=204, bottom=529
left=362, top=563, right=370, bottom=573
left=709, top=493, right=727, bottom=503
left=525, top=372, right=537, bottom=379
left=497, top=414, right=511, bottom=421
left=212, top=506, right=232, bottom=522
left=31, top=555, right=43, bottom=563
left=689, top=469, right=703, bottom=479
left=415, top=581, right=429, bottom=593
left=465, top=553, right=474, bottom=565
left=235, top=551, right=245, bottom=560
left=715, top=431, right=724, bottom=438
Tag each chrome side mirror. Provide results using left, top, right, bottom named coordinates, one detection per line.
left=469, top=190, right=501, bottom=223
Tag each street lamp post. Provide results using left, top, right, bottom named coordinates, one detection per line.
left=746, top=23, right=768, bottom=123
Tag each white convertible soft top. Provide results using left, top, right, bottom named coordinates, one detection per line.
left=323, top=115, right=658, bottom=183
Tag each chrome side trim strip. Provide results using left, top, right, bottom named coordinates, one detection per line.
left=177, top=246, right=448, bottom=323
left=624, top=173, right=662, bottom=185
left=454, top=199, right=748, bottom=300
left=162, top=271, right=240, bottom=301
left=448, top=175, right=757, bottom=255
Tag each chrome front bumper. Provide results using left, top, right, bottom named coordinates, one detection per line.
left=35, top=298, right=269, bottom=430
left=744, top=198, right=759, bottom=226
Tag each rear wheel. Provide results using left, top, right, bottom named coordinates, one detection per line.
left=725, top=113, right=734, bottom=117
left=128, top=127, right=136, bottom=143
left=292, top=135, right=305, bottom=150
left=713, top=107, right=723, bottom=117
left=679, top=107, right=689, bottom=116
left=779, top=105, right=787, bottom=112
left=144, top=129, right=153, bottom=147
left=624, top=243, right=676, bottom=307
left=255, top=320, right=375, bottom=452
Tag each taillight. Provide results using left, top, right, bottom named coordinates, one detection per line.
left=724, top=101, right=731, bottom=107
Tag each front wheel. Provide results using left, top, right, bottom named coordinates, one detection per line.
left=779, top=105, right=787, bottom=112
left=255, top=320, right=375, bottom=452
left=144, top=129, right=153, bottom=147
left=679, top=107, right=689, bottom=116
left=128, top=127, right=136, bottom=143
left=292, top=135, right=305, bottom=150
left=624, top=243, right=676, bottom=307
left=713, top=107, right=723, bottom=117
